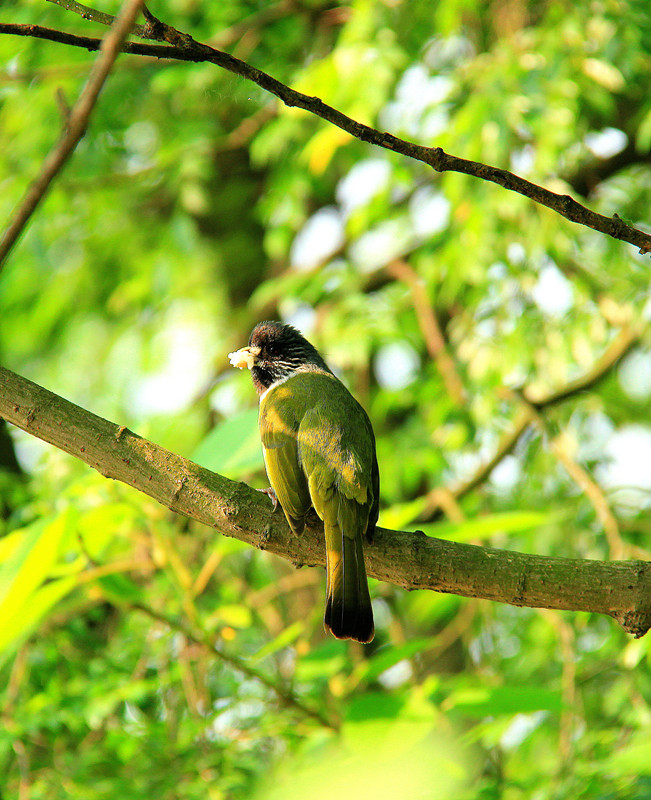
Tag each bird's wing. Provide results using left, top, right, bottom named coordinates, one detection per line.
left=297, top=406, right=371, bottom=538
left=298, top=405, right=374, bottom=643
left=259, top=392, right=311, bottom=532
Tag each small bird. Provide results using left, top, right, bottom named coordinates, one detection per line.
left=229, top=321, right=378, bottom=643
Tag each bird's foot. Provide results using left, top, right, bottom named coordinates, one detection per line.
left=258, top=486, right=279, bottom=510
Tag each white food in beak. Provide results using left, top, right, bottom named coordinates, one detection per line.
left=228, top=346, right=259, bottom=370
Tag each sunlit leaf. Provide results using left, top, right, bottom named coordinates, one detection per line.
left=444, top=685, right=562, bottom=716
left=600, top=735, right=651, bottom=777
left=378, top=497, right=428, bottom=529
left=249, top=621, right=305, bottom=663
left=191, top=408, right=263, bottom=478
left=0, top=512, right=72, bottom=635
left=0, top=576, right=77, bottom=658
left=419, top=510, right=552, bottom=542
left=210, top=603, right=252, bottom=629
left=347, top=637, right=438, bottom=689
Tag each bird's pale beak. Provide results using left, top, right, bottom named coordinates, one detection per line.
left=228, top=345, right=261, bottom=370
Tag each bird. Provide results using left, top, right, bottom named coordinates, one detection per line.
left=229, top=320, right=378, bottom=643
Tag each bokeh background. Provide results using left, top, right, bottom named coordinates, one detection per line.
left=1, top=0, right=650, bottom=797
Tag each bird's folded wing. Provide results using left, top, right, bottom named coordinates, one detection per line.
left=260, top=411, right=311, bottom=530
left=298, top=409, right=371, bottom=538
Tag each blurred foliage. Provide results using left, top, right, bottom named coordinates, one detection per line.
left=1, top=0, right=651, bottom=797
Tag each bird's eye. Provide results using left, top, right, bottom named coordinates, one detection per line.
left=266, top=342, right=277, bottom=356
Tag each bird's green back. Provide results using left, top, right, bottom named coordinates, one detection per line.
left=258, top=370, right=378, bottom=532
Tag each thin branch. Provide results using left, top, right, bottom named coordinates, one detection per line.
left=538, top=609, right=577, bottom=774
left=11, top=739, right=30, bottom=800
left=521, top=393, right=626, bottom=559
left=1, top=20, right=650, bottom=254
left=44, top=0, right=146, bottom=36
left=420, top=324, right=641, bottom=519
left=1, top=365, right=649, bottom=637
left=551, top=432, right=626, bottom=560
left=0, top=0, right=146, bottom=271
left=388, top=259, right=467, bottom=405
left=46, top=0, right=300, bottom=49
left=129, top=601, right=336, bottom=729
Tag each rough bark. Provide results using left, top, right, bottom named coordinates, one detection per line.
left=1, top=365, right=649, bottom=637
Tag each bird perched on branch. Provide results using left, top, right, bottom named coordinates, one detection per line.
left=229, top=321, right=378, bottom=643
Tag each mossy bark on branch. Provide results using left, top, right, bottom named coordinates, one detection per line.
left=1, top=365, right=650, bottom=637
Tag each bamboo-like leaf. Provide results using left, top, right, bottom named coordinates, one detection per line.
left=0, top=576, right=76, bottom=657
left=250, top=621, right=305, bottom=663
left=0, top=511, right=72, bottom=620
left=419, top=511, right=552, bottom=543
left=444, top=685, right=562, bottom=716
left=0, top=510, right=77, bottom=657
left=347, top=637, right=439, bottom=690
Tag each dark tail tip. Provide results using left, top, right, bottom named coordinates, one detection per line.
left=324, top=530, right=374, bottom=643
left=324, top=596, right=374, bottom=644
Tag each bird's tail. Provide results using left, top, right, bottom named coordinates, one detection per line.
left=324, top=525, right=374, bottom=643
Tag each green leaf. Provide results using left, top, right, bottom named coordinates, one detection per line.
left=0, top=513, right=72, bottom=629
left=96, top=573, right=147, bottom=605
left=250, top=621, right=305, bottom=663
left=636, top=108, right=651, bottom=153
left=445, top=685, right=562, bottom=716
left=0, top=576, right=77, bottom=659
left=345, top=691, right=408, bottom=722
left=600, top=735, right=651, bottom=777
left=294, top=640, right=349, bottom=682
left=76, top=502, right=144, bottom=559
left=191, top=407, right=263, bottom=478
left=419, top=511, right=551, bottom=543
left=84, top=678, right=156, bottom=730
left=378, top=497, right=428, bottom=529
left=348, top=636, right=439, bottom=688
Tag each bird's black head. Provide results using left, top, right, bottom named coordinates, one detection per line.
left=245, top=321, right=330, bottom=395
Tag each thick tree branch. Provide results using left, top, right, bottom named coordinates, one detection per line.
left=1, top=20, right=650, bottom=255
left=0, top=0, right=145, bottom=270
left=1, top=365, right=649, bottom=637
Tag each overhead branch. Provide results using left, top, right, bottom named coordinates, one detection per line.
left=44, top=0, right=148, bottom=36
left=1, top=18, right=650, bottom=255
left=1, top=365, right=649, bottom=637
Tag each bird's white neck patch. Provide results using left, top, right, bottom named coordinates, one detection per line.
left=259, top=371, right=294, bottom=402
